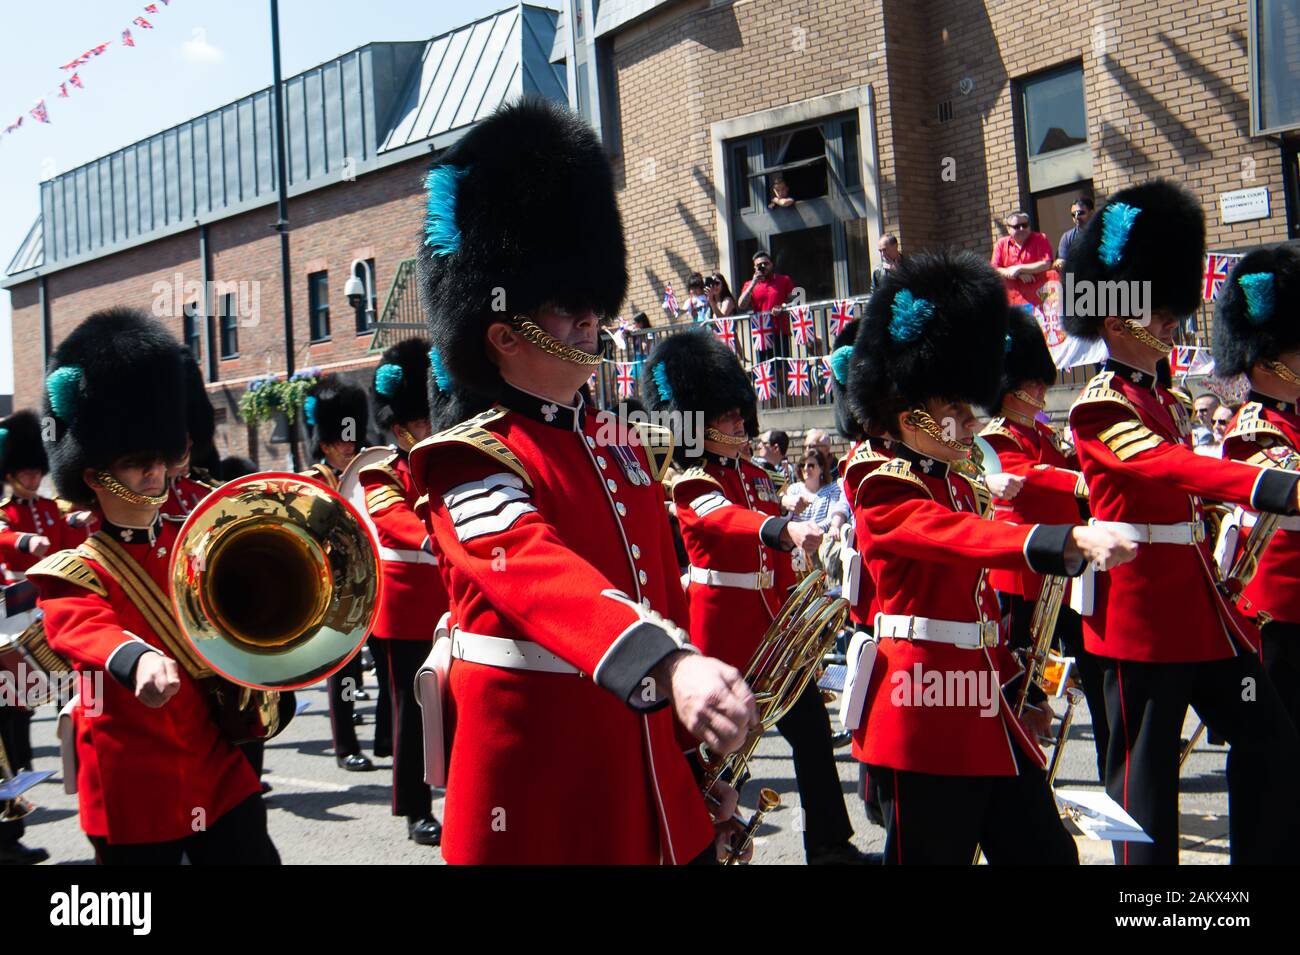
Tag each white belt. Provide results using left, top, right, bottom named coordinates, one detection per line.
left=874, top=613, right=999, bottom=649
left=687, top=565, right=774, bottom=590
left=1090, top=519, right=1205, bottom=545
left=450, top=629, right=578, bottom=675
left=379, top=546, right=439, bottom=565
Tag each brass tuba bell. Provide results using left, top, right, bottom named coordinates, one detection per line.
left=170, top=472, right=381, bottom=691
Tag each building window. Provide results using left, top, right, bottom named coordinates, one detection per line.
left=1016, top=62, right=1092, bottom=248
left=354, top=259, right=377, bottom=334
left=1252, top=0, right=1300, bottom=135
left=219, top=293, right=238, bottom=359
left=308, top=270, right=330, bottom=342
left=182, top=302, right=202, bottom=359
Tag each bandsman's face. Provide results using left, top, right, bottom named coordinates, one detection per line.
left=109, top=453, right=168, bottom=498
left=534, top=305, right=601, bottom=356
left=320, top=440, right=357, bottom=470
left=10, top=468, right=43, bottom=495
left=709, top=409, right=747, bottom=439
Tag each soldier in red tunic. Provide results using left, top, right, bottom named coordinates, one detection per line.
left=1213, top=244, right=1300, bottom=736
left=842, top=250, right=1136, bottom=864
left=1063, top=179, right=1300, bottom=863
left=27, top=307, right=278, bottom=864
left=644, top=329, right=866, bottom=864
left=0, top=410, right=89, bottom=578
left=979, top=309, right=1107, bottom=782
left=359, top=339, right=443, bottom=847
left=409, top=99, right=756, bottom=864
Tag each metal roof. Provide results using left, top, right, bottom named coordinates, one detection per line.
left=380, top=4, right=565, bottom=152
left=5, top=3, right=564, bottom=285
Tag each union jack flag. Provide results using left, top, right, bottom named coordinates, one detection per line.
left=69, top=73, right=83, bottom=89
left=615, top=362, right=638, bottom=399
left=29, top=100, right=49, bottom=124
left=145, top=3, right=159, bottom=12
left=122, top=29, right=135, bottom=46
left=751, top=311, right=775, bottom=352
left=819, top=357, right=835, bottom=396
left=789, top=306, right=815, bottom=346
left=753, top=360, right=776, bottom=401
left=829, top=300, right=855, bottom=337
left=786, top=359, right=810, bottom=396
left=713, top=317, right=737, bottom=351
left=1203, top=253, right=1242, bottom=303
left=1168, top=345, right=1213, bottom=379
left=133, top=16, right=154, bottom=29
left=662, top=283, right=678, bottom=317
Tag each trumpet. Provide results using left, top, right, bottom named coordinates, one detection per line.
left=699, top=570, right=849, bottom=863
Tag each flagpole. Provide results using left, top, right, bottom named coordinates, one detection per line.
left=269, top=0, right=302, bottom=470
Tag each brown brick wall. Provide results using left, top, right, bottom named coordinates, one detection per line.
left=9, top=155, right=432, bottom=468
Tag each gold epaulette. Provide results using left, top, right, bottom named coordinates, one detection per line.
left=1224, top=402, right=1288, bottom=445
left=358, top=450, right=404, bottom=491
left=300, top=461, right=340, bottom=491
left=1096, top=419, right=1165, bottom=461
left=1032, top=464, right=1091, bottom=498
left=411, top=406, right=531, bottom=489
left=842, top=442, right=890, bottom=488
left=979, top=417, right=1021, bottom=445
left=26, top=549, right=108, bottom=598
left=632, top=422, right=675, bottom=483
left=365, top=484, right=406, bottom=514
left=1168, top=386, right=1195, bottom=416
left=671, top=466, right=724, bottom=496
left=1070, top=371, right=1139, bottom=418
left=861, top=457, right=932, bottom=497
left=188, top=466, right=222, bottom=489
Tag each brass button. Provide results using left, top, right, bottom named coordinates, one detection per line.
left=639, top=570, right=648, bottom=585
left=607, top=479, right=618, bottom=493
left=586, top=436, right=596, bottom=448
left=631, top=544, right=641, bottom=559
left=617, top=502, right=627, bottom=517
left=597, top=456, right=608, bottom=469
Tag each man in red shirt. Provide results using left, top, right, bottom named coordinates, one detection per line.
left=991, top=211, right=1053, bottom=309
left=737, top=249, right=796, bottom=346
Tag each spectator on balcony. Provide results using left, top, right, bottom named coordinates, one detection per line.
left=1053, top=196, right=1094, bottom=270
left=991, top=210, right=1053, bottom=310
left=686, top=273, right=711, bottom=322
left=704, top=271, right=737, bottom=318
left=737, top=250, right=795, bottom=359
left=625, top=311, right=653, bottom=362
left=872, top=233, right=903, bottom=290
left=785, top=450, right=849, bottom=533
left=768, top=176, right=796, bottom=209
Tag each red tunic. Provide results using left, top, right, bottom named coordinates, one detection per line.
left=672, top=451, right=795, bottom=671
left=409, top=391, right=714, bottom=865
left=1068, top=362, right=1300, bottom=662
left=359, top=450, right=445, bottom=641
left=980, top=414, right=1087, bottom=598
left=845, top=444, right=1076, bottom=776
left=29, top=519, right=260, bottom=844
left=159, top=473, right=216, bottom=520
left=838, top=439, right=880, bottom=627
left=0, top=494, right=89, bottom=576
left=1220, top=396, right=1300, bottom=626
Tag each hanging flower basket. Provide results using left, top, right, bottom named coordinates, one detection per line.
left=237, top=368, right=320, bottom=427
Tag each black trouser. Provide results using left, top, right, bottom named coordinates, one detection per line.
left=385, top=640, right=433, bottom=820
left=327, top=652, right=364, bottom=757
left=0, top=706, right=33, bottom=771
left=867, top=745, right=1078, bottom=865
left=1003, top=593, right=1108, bottom=783
left=369, top=636, right=392, bottom=757
left=1101, top=653, right=1300, bottom=864
left=88, top=793, right=280, bottom=865
left=240, top=740, right=265, bottom=777
left=773, top=681, right=853, bottom=855
left=1261, top=621, right=1300, bottom=734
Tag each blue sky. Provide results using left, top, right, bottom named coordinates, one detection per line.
left=0, top=0, right=551, bottom=397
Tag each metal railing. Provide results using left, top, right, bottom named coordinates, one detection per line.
left=368, top=257, right=425, bottom=353
left=592, top=297, right=866, bottom=413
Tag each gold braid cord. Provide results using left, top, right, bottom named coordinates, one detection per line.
left=704, top=427, right=747, bottom=448
left=510, top=317, right=602, bottom=366
left=1266, top=360, right=1300, bottom=387
left=94, top=471, right=169, bottom=507
left=1011, top=389, right=1046, bottom=410
left=903, top=408, right=969, bottom=454
left=1121, top=319, right=1173, bottom=357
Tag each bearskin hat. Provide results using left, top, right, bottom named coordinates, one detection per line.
left=418, top=97, right=626, bottom=398
left=1063, top=179, right=1205, bottom=340
left=306, top=375, right=372, bottom=459
left=642, top=329, right=756, bottom=463
left=997, top=306, right=1058, bottom=408
left=1212, top=243, right=1300, bottom=377
left=371, top=337, right=432, bottom=432
left=44, top=307, right=189, bottom=505
left=847, top=250, right=1008, bottom=438
left=427, top=345, right=491, bottom=433
left=0, top=410, right=49, bottom=478
left=828, top=319, right=866, bottom=442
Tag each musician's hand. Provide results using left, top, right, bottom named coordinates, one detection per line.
left=705, top=779, right=740, bottom=824
left=984, top=472, right=1025, bottom=501
left=784, top=520, right=824, bottom=554
left=715, top=817, right=753, bottom=863
left=26, top=535, right=51, bottom=557
left=1022, top=699, right=1054, bottom=741
left=1068, top=525, right=1137, bottom=571
left=134, top=652, right=181, bottom=708
left=662, top=652, right=757, bottom=755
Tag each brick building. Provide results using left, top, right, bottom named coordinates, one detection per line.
left=6, top=0, right=1300, bottom=453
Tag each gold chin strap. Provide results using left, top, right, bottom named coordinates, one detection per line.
left=903, top=408, right=970, bottom=455
left=394, top=425, right=417, bottom=451
left=1121, top=318, right=1174, bottom=357
left=94, top=471, right=169, bottom=507
left=704, top=427, right=748, bottom=448
left=1011, top=388, right=1046, bottom=411
left=1266, top=360, right=1300, bottom=387
left=510, top=316, right=602, bottom=367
